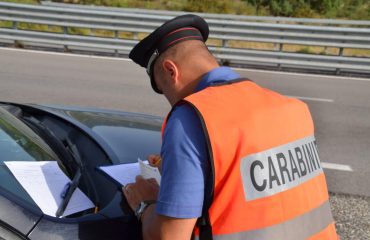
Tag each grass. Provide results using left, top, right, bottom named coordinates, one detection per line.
left=343, top=48, right=370, bottom=58
left=17, top=23, right=64, bottom=33
left=119, top=31, right=135, bottom=39
left=0, top=21, right=13, bottom=28
left=1, top=0, right=38, bottom=4
left=227, top=40, right=276, bottom=51
left=284, top=45, right=339, bottom=55
left=207, top=39, right=370, bottom=57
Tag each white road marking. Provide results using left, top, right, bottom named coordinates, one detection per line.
left=321, top=162, right=353, bottom=172
left=287, top=95, right=334, bottom=103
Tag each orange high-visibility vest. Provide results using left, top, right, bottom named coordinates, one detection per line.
left=163, top=79, right=338, bottom=240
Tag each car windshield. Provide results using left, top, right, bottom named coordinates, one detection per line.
left=0, top=106, right=59, bottom=207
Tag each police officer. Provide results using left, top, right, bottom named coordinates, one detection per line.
left=123, top=14, right=338, bottom=240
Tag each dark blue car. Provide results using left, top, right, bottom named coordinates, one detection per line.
left=0, top=102, right=162, bottom=240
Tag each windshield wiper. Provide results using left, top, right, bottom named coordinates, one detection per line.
left=22, top=116, right=100, bottom=216
left=54, top=138, right=84, bottom=217
left=63, top=138, right=100, bottom=214
left=22, top=116, right=74, bottom=174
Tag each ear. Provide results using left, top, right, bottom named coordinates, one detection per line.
left=162, top=59, right=179, bottom=84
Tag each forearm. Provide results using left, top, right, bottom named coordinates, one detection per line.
left=141, top=204, right=160, bottom=240
left=141, top=204, right=197, bottom=240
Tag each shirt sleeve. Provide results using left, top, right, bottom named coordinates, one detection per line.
left=155, top=103, right=210, bottom=219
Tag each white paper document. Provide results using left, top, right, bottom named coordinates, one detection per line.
left=98, top=159, right=161, bottom=186
left=5, top=161, right=95, bottom=217
left=138, top=159, right=161, bottom=185
left=98, top=162, right=141, bottom=186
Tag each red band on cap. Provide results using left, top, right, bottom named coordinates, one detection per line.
left=164, top=35, right=203, bottom=49
left=164, top=27, right=199, bottom=39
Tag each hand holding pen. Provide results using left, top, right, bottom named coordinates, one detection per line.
left=147, top=154, right=162, bottom=173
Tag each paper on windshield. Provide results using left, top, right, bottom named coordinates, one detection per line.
left=98, top=162, right=141, bottom=186
left=4, top=161, right=94, bottom=217
left=97, top=158, right=161, bottom=186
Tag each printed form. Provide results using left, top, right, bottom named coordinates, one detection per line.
left=98, top=158, right=161, bottom=186
left=5, top=161, right=94, bottom=217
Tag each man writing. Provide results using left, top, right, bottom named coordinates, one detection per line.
left=123, top=14, right=338, bottom=240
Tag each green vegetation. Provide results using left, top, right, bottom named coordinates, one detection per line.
left=253, top=0, right=370, bottom=19
left=73, top=0, right=369, bottom=20
left=1, top=0, right=38, bottom=4
left=1, top=0, right=369, bottom=19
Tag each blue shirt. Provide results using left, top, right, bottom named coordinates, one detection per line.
left=156, top=67, right=241, bottom=218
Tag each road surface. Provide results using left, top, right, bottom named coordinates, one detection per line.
left=1, top=47, right=369, bottom=239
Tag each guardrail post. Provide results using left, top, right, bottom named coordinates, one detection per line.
left=220, top=39, right=228, bottom=65
left=274, top=43, right=283, bottom=51
left=339, top=48, right=344, bottom=56
left=63, top=26, right=68, bottom=52
left=12, top=21, right=19, bottom=47
left=222, top=39, right=227, bottom=48
left=133, top=32, right=138, bottom=40
left=114, top=30, right=119, bottom=57
left=275, top=22, right=283, bottom=51
left=12, top=21, right=17, bottom=30
left=276, top=25, right=284, bottom=71
left=279, top=43, right=284, bottom=51
left=336, top=47, right=344, bottom=75
left=277, top=43, right=284, bottom=71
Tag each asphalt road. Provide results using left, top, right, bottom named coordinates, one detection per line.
left=0, top=47, right=369, bottom=239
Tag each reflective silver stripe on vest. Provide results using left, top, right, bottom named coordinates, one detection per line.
left=195, top=200, right=334, bottom=240
left=240, top=135, right=323, bottom=201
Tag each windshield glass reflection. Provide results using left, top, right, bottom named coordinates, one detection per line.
left=0, top=107, right=57, bottom=207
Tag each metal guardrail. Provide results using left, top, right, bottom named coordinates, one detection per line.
left=0, top=1, right=369, bottom=75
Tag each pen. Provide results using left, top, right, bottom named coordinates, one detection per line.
left=152, top=156, right=162, bottom=167
left=60, top=182, right=71, bottom=199
left=56, top=169, right=82, bottom=218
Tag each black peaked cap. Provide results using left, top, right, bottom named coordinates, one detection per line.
left=129, top=14, right=209, bottom=93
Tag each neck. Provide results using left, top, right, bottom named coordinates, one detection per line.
left=163, top=40, right=220, bottom=106
left=169, top=63, right=219, bottom=106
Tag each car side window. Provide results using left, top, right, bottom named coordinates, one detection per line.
left=0, top=223, right=23, bottom=240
